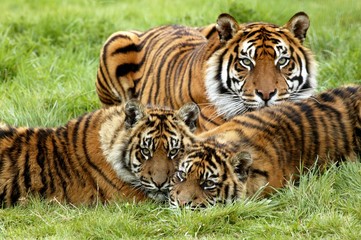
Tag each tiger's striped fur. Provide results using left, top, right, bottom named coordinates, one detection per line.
left=96, top=12, right=317, bottom=133
left=169, top=86, right=361, bottom=208
left=0, top=101, right=199, bottom=207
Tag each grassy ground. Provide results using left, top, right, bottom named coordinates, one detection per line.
left=1, top=0, right=361, bottom=239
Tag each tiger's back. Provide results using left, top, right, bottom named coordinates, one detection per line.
left=97, top=25, right=216, bottom=107
left=170, top=86, right=361, bottom=208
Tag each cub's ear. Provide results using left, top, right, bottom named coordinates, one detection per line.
left=124, top=99, right=145, bottom=128
left=177, top=102, right=200, bottom=132
left=229, top=151, right=253, bottom=182
left=216, top=13, right=240, bottom=44
left=284, top=12, right=310, bottom=43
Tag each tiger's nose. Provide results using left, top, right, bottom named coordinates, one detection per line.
left=255, top=88, right=277, bottom=101
left=152, top=176, right=168, bottom=189
left=177, top=194, right=200, bottom=207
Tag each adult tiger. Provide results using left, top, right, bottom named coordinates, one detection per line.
left=96, top=12, right=317, bottom=133
left=0, top=101, right=199, bottom=207
left=169, top=85, right=361, bottom=208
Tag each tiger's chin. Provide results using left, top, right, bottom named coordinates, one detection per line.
left=146, top=190, right=169, bottom=202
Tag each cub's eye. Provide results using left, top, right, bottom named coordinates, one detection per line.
left=202, top=180, right=216, bottom=190
left=176, top=170, right=186, bottom=181
left=240, top=58, right=253, bottom=68
left=141, top=148, right=151, bottom=158
left=277, top=57, right=289, bottom=67
left=169, top=148, right=179, bottom=158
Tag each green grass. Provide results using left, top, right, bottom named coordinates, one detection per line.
left=1, top=163, right=360, bottom=239
left=1, top=0, right=361, bottom=238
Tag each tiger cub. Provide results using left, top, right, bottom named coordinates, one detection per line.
left=0, top=101, right=199, bottom=207
left=169, top=86, right=361, bottom=208
left=96, top=12, right=317, bottom=133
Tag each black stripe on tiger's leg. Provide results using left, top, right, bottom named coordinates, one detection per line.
left=7, top=135, right=22, bottom=205
left=44, top=131, right=56, bottom=196
left=23, top=151, right=31, bottom=192
left=23, top=128, right=35, bottom=192
left=36, top=129, right=49, bottom=196
left=9, top=171, right=20, bottom=206
left=51, top=137, right=68, bottom=202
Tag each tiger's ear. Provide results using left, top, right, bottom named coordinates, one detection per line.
left=229, top=151, right=253, bottom=182
left=124, top=99, right=145, bottom=128
left=284, top=12, right=310, bottom=43
left=177, top=102, right=200, bottom=132
left=216, top=13, right=240, bottom=44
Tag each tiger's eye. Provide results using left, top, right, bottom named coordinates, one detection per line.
left=169, top=148, right=179, bottom=157
left=277, top=57, right=289, bottom=66
left=240, top=58, right=253, bottom=67
left=177, top=170, right=186, bottom=181
left=202, top=180, right=216, bottom=189
left=141, top=148, right=151, bottom=157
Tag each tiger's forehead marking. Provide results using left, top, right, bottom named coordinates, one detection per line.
left=139, top=110, right=186, bottom=152
left=240, top=24, right=289, bottom=43
left=149, top=112, right=172, bottom=119
left=179, top=145, right=228, bottom=177
left=242, top=22, right=281, bottom=32
left=179, top=156, right=216, bottom=181
left=145, top=112, right=174, bottom=129
left=239, top=31, right=290, bottom=60
left=148, top=112, right=180, bottom=128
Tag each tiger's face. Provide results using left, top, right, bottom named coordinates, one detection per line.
left=101, top=101, right=199, bottom=202
left=206, top=12, right=317, bottom=119
left=126, top=111, right=198, bottom=202
left=169, top=142, right=252, bottom=209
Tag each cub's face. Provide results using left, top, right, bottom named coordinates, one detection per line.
left=169, top=142, right=252, bottom=209
left=115, top=101, right=199, bottom=202
left=206, top=12, right=316, bottom=119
